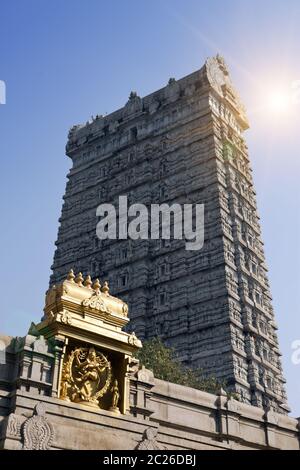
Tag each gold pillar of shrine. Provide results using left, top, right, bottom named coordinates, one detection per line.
left=36, top=270, right=142, bottom=414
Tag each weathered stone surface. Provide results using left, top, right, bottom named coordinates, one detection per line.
left=0, top=363, right=298, bottom=450
left=0, top=333, right=299, bottom=449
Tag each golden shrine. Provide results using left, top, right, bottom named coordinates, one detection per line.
left=36, top=270, right=142, bottom=414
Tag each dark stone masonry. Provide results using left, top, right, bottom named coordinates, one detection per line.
left=50, top=56, right=288, bottom=413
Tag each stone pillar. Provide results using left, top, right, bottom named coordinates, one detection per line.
left=130, top=366, right=155, bottom=420
left=263, top=408, right=279, bottom=448
left=51, top=336, right=66, bottom=398
left=216, top=389, right=242, bottom=443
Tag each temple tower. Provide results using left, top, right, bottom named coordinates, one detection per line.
left=50, top=56, right=288, bottom=413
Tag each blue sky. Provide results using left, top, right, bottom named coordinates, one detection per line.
left=0, top=0, right=299, bottom=415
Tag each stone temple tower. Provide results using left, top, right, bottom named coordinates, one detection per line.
left=50, top=56, right=288, bottom=413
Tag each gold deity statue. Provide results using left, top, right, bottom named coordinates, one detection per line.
left=60, top=362, right=71, bottom=401
left=109, top=379, right=120, bottom=414
left=60, top=346, right=111, bottom=408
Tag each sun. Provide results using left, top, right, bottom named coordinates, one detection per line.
left=267, top=89, right=291, bottom=114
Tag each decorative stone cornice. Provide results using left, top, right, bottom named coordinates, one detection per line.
left=205, top=54, right=249, bottom=130
left=22, top=402, right=54, bottom=450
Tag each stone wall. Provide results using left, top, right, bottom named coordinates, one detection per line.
left=0, top=334, right=299, bottom=450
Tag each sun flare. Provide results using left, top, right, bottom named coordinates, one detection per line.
left=267, top=89, right=291, bottom=114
